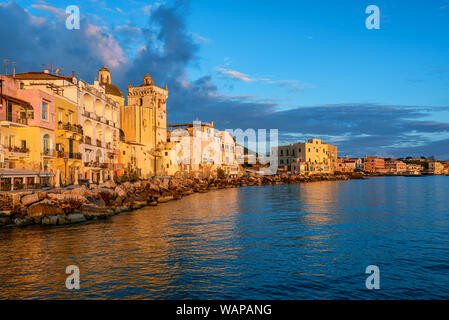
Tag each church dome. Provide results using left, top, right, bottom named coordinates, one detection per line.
left=104, top=83, right=124, bottom=98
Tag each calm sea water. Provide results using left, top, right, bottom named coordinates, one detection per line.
left=0, top=176, right=448, bottom=299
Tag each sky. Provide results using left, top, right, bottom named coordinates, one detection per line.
left=1, top=0, right=449, bottom=158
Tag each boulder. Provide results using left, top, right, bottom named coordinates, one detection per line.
left=21, top=193, right=40, bottom=207
left=41, top=215, right=58, bottom=225
left=66, top=213, right=87, bottom=224
left=57, top=215, right=70, bottom=225
left=14, top=216, right=35, bottom=227
left=0, top=216, right=12, bottom=227
left=26, top=200, right=64, bottom=217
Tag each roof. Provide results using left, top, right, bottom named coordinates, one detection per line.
left=1, top=94, right=33, bottom=109
left=99, top=65, right=110, bottom=72
left=0, top=169, right=54, bottom=177
left=103, top=83, right=124, bottom=98
left=13, top=72, right=75, bottom=82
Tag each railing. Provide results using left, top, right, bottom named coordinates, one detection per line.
left=58, top=122, right=83, bottom=135
left=57, top=151, right=82, bottom=159
left=84, top=161, right=100, bottom=168
left=0, top=113, right=28, bottom=125
left=42, top=149, right=56, bottom=157
left=5, top=146, right=29, bottom=154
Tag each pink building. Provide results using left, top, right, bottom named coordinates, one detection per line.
left=385, top=159, right=407, bottom=173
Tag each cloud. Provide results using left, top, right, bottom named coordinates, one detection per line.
left=215, top=66, right=313, bottom=92
left=0, top=2, right=128, bottom=77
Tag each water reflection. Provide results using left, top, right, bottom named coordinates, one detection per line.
left=0, top=177, right=448, bottom=299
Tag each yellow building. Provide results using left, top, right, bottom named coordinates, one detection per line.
left=54, top=96, right=83, bottom=185
left=429, top=161, right=444, bottom=175
left=274, top=138, right=337, bottom=175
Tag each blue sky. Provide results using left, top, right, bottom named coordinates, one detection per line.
left=1, top=0, right=449, bottom=158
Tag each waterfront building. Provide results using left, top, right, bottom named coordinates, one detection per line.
left=274, top=138, right=337, bottom=175
left=363, top=156, right=387, bottom=173
left=406, top=163, right=423, bottom=175
left=54, top=96, right=83, bottom=185
left=428, top=161, right=444, bottom=175
left=168, top=121, right=240, bottom=176
left=0, top=74, right=56, bottom=189
left=335, top=155, right=361, bottom=173
left=119, top=74, right=169, bottom=178
left=385, top=159, right=407, bottom=174
left=15, top=69, right=121, bottom=184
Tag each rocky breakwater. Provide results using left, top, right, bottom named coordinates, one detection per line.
left=0, top=173, right=363, bottom=228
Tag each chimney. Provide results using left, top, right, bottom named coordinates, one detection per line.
left=72, top=71, right=75, bottom=77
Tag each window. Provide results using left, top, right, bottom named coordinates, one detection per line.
left=21, top=140, right=26, bottom=149
left=68, top=113, right=72, bottom=124
left=308, top=148, right=310, bottom=152
left=280, top=150, right=283, bottom=156
left=43, top=134, right=50, bottom=152
left=58, top=110, right=62, bottom=122
left=286, top=149, right=289, bottom=156
left=139, top=98, right=143, bottom=106
left=280, top=160, right=284, bottom=164
left=42, top=102, right=48, bottom=120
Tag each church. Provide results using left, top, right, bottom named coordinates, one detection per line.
left=99, top=66, right=176, bottom=178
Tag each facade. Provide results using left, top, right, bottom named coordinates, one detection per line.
left=335, top=155, right=362, bottom=173
left=274, top=138, right=337, bottom=175
left=119, top=74, right=169, bottom=178
left=15, top=69, right=120, bottom=184
left=364, top=156, right=387, bottom=173
left=428, top=161, right=444, bottom=175
left=406, top=163, right=423, bottom=175
left=385, top=159, right=407, bottom=174
left=0, top=74, right=56, bottom=189
left=168, top=121, right=239, bottom=176
left=54, top=96, right=83, bottom=185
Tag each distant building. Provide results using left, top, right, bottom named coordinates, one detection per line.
left=428, top=161, right=444, bottom=175
left=364, top=156, right=387, bottom=173
left=406, top=163, right=423, bottom=175
left=385, top=159, right=407, bottom=173
left=273, top=138, right=337, bottom=175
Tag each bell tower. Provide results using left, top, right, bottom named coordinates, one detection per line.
left=98, top=66, right=111, bottom=85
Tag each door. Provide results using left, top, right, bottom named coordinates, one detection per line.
left=6, top=102, right=12, bottom=121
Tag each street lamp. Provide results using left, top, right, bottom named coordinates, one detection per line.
left=64, top=156, right=69, bottom=186
left=0, top=79, right=3, bottom=109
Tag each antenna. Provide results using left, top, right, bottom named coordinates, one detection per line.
left=12, top=62, right=16, bottom=78
left=4, top=59, right=9, bottom=74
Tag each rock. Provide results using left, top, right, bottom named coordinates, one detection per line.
left=96, top=188, right=114, bottom=205
left=157, top=195, right=174, bottom=203
left=41, top=215, right=58, bottom=225
left=21, top=193, right=40, bottom=207
left=66, top=213, right=87, bottom=224
left=57, top=215, right=70, bottom=225
left=14, top=216, right=34, bottom=227
left=79, top=204, right=106, bottom=214
left=26, top=200, right=64, bottom=217
left=114, top=186, right=127, bottom=198
left=0, top=216, right=12, bottom=227
left=99, top=180, right=116, bottom=189
left=85, top=196, right=105, bottom=208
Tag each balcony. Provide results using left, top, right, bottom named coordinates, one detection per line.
left=84, top=161, right=100, bottom=168
left=96, top=139, right=102, bottom=147
left=3, top=145, right=29, bottom=158
left=0, top=113, right=29, bottom=127
left=57, top=151, right=82, bottom=160
left=58, top=122, right=83, bottom=135
left=42, top=149, right=56, bottom=157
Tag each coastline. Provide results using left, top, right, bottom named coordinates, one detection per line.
left=0, top=173, right=363, bottom=229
